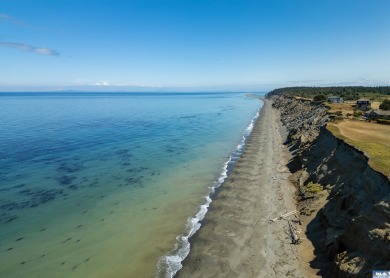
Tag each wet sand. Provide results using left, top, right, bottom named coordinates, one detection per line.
left=177, top=99, right=307, bottom=277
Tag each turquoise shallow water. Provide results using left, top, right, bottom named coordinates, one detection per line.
left=0, top=92, right=261, bottom=277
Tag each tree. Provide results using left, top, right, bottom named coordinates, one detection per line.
left=379, top=99, right=390, bottom=110
left=313, top=94, right=326, bottom=101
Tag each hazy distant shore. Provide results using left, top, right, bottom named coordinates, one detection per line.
left=177, top=99, right=306, bottom=277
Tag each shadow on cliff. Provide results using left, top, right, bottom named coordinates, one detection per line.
left=284, top=130, right=335, bottom=277
left=284, top=126, right=390, bottom=277
left=306, top=209, right=333, bottom=277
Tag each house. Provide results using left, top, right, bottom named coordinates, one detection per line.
left=367, top=109, right=390, bottom=120
left=364, top=109, right=373, bottom=118
left=327, top=96, right=344, bottom=103
left=356, top=99, right=371, bottom=110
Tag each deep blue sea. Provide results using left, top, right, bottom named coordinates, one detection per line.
left=0, top=92, right=262, bottom=277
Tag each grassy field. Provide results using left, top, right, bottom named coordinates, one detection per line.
left=326, top=102, right=355, bottom=117
left=326, top=101, right=382, bottom=117
left=327, top=120, right=390, bottom=178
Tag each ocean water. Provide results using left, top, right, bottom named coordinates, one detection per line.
left=0, top=92, right=262, bottom=277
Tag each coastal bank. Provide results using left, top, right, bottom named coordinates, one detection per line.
left=271, top=95, right=390, bottom=277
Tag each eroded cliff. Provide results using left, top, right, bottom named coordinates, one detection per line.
left=271, top=95, right=390, bottom=277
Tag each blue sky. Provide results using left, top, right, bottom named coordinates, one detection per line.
left=0, top=0, right=389, bottom=91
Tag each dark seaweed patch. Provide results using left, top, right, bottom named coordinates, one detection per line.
left=14, top=173, right=28, bottom=179
left=115, top=149, right=129, bottom=155
left=179, top=115, right=197, bottom=119
left=0, top=212, right=19, bottom=224
left=57, top=162, right=84, bottom=174
left=0, top=183, right=26, bottom=192
left=116, top=149, right=134, bottom=165
left=7, top=188, right=65, bottom=209
left=12, top=183, right=26, bottom=188
left=68, top=184, right=78, bottom=190
left=56, top=175, right=77, bottom=186
left=88, top=181, right=99, bottom=187
left=165, top=145, right=188, bottom=155
left=126, top=166, right=148, bottom=173
left=4, top=216, right=18, bottom=223
left=1, top=202, right=23, bottom=211
left=124, top=176, right=144, bottom=187
left=0, top=187, right=11, bottom=192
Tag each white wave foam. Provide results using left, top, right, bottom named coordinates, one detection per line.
left=156, top=101, right=263, bottom=278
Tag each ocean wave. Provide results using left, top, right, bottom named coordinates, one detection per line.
left=156, top=101, right=263, bottom=278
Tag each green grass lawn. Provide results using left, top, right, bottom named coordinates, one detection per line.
left=327, top=124, right=390, bottom=179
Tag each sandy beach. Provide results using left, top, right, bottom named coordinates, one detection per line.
left=177, top=99, right=307, bottom=277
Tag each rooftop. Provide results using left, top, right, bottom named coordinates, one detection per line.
left=372, top=109, right=390, bottom=116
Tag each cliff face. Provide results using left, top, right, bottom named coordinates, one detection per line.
left=272, top=96, right=328, bottom=149
left=272, top=95, right=390, bottom=277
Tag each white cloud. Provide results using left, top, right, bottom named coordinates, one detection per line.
left=0, top=13, right=13, bottom=20
left=95, top=81, right=110, bottom=86
left=0, top=41, right=59, bottom=56
left=0, top=13, right=30, bottom=28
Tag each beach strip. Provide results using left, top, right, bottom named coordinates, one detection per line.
left=177, top=99, right=307, bottom=277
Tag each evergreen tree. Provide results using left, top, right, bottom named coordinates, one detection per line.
left=313, top=94, right=326, bottom=101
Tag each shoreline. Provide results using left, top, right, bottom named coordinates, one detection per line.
left=157, top=99, right=262, bottom=277
left=177, top=99, right=307, bottom=277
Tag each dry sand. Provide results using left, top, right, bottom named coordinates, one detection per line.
left=177, top=99, right=309, bottom=277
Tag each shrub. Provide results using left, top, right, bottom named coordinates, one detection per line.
left=379, top=99, right=390, bottom=110
left=313, top=94, right=326, bottom=101
left=304, top=182, right=323, bottom=194
left=377, top=119, right=390, bottom=125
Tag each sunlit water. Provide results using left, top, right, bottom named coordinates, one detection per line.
left=0, top=92, right=261, bottom=277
